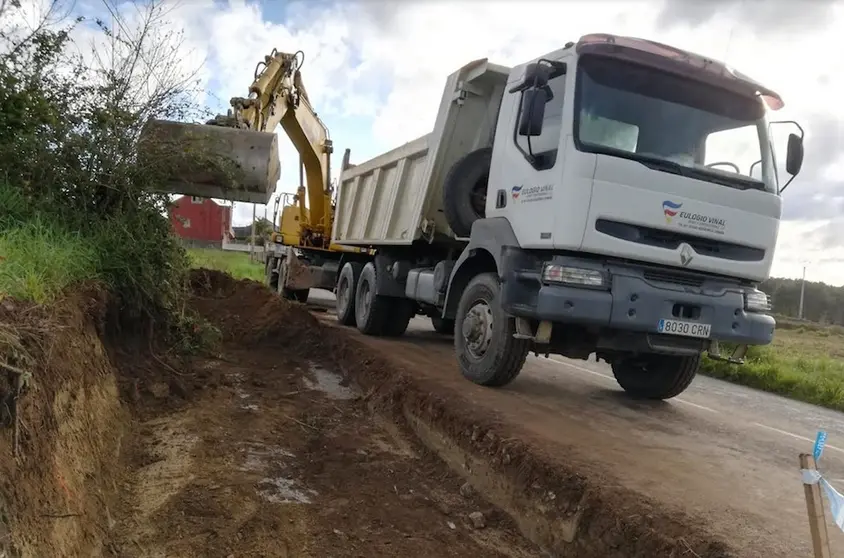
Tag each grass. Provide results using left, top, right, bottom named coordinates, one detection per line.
left=700, top=326, right=844, bottom=411
left=187, top=248, right=265, bottom=282
left=0, top=219, right=100, bottom=303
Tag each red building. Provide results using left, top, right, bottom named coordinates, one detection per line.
left=169, top=196, right=233, bottom=246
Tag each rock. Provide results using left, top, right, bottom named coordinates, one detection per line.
left=459, top=482, right=474, bottom=498
left=468, top=511, right=485, bottom=529
left=447, top=521, right=456, bottom=530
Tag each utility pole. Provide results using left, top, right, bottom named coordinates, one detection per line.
left=798, top=265, right=806, bottom=320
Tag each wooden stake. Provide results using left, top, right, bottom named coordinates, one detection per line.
left=800, top=453, right=832, bottom=558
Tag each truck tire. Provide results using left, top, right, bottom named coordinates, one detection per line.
left=277, top=257, right=310, bottom=303
left=382, top=299, right=415, bottom=337
left=611, top=353, right=700, bottom=400
left=442, top=147, right=491, bottom=238
left=455, top=272, right=530, bottom=387
left=431, top=316, right=455, bottom=335
left=354, top=262, right=389, bottom=335
left=336, top=262, right=363, bottom=326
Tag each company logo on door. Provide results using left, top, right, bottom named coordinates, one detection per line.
left=661, top=200, right=726, bottom=235
left=512, top=184, right=553, bottom=203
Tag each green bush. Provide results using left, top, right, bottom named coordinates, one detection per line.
left=0, top=0, right=210, bottom=348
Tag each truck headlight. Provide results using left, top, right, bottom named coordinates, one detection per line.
left=542, top=264, right=607, bottom=288
left=744, top=289, right=771, bottom=313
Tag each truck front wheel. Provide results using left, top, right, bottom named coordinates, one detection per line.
left=454, top=272, right=530, bottom=387
left=611, top=353, right=700, bottom=400
left=336, top=262, right=363, bottom=326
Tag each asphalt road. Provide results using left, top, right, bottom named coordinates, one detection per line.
left=307, top=288, right=844, bottom=556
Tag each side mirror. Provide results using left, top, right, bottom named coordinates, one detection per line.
left=786, top=133, right=804, bottom=176
left=518, top=88, right=547, bottom=137
left=769, top=120, right=805, bottom=194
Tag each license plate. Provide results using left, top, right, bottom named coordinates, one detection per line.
left=657, top=319, right=711, bottom=339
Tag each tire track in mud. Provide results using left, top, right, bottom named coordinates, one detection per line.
left=109, top=340, right=538, bottom=558
left=187, top=270, right=741, bottom=557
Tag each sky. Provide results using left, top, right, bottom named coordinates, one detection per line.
left=15, top=0, right=844, bottom=284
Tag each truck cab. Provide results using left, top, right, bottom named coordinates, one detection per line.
left=332, top=33, right=805, bottom=401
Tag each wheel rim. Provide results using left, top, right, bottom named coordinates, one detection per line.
left=461, top=300, right=494, bottom=360
left=338, top=276, right=350, bottom=312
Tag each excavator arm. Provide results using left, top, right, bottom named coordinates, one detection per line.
left=210, top=49, right=334, bottom=247
left=139, top=49, right=334, bottom=249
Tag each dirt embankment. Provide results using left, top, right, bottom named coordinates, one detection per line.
left=0, top=269, right=737, bottom=557
left=0, top=286, right=126, bottom=558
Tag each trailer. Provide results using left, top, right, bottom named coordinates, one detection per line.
left=327, top=33, right=806, bottom=400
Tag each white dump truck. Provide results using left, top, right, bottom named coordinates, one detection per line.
left=336, top=33, right=806, bottom=399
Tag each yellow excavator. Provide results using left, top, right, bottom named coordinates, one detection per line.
left=139, top=49, right=365, bottom=302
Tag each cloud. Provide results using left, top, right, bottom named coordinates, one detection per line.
left=655, top=0, right=840, bottom=35
left=23, top=0, right=844, bottom=283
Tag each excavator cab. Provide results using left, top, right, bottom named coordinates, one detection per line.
left=276, top=192, right=309, bottom=246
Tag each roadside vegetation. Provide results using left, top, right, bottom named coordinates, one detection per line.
left=701, top=320, right=844, bottom=411
left=0, top=0, right=211, bottom=345
left=188, top=248, right=264, bottom=282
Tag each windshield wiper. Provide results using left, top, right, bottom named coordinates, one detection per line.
left=586, top=146, right=691, bottom=177
left=584, top=144, right=766, bottom=191
left=631, top=155, right=692, bottom=177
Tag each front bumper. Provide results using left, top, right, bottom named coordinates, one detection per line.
left=499, top=247, right=775, bottom=349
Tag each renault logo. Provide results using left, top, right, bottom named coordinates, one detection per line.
left=680, top=244, right=694, bottom=267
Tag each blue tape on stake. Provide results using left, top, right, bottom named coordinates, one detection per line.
left=814, top=430, right=828, bottom=462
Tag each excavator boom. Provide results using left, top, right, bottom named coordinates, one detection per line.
left=138, top=49, right=334, bottom=246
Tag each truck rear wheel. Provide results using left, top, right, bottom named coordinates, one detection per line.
left=431, top=316, right=455, bottom=335
left=611, top=354, right=700, bottom=400
left=442, top=147, right=491, bottom=238
left=455, top=272, right=530, bottom=387
left=354, top=262, right=388, bottom=335
left=382, top=300, right=415, bottom=337
left=336, top=262, right=363, bottom=326
left=277, top=257, right=310, bottom=303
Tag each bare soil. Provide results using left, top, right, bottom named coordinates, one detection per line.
left=0, top=269, right=743, bottom=557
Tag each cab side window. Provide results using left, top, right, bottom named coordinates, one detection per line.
left=514, top=72, right=566, bottom=171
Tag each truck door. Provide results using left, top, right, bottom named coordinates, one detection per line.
left=487, top=57, right=570, bottom=249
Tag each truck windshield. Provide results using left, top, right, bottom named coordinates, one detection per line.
left=574, top=55, right=777, bottom=192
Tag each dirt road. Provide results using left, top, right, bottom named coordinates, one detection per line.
left=3, top=275, right=835, bottom=557
left=306, top=289, right=844, bottom=558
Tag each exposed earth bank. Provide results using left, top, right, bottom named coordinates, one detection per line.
left=0, top=270, right=738, bottom=557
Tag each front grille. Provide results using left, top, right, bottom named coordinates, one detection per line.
left=595, top=218, right=765, bottom=262
left=643, top=269, right=705, bottom=287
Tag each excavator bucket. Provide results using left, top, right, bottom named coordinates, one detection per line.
left=138, top=119, right=280, bottom=204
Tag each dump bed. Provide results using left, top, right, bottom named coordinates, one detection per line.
left=332, top=59, right=511, bottom=247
